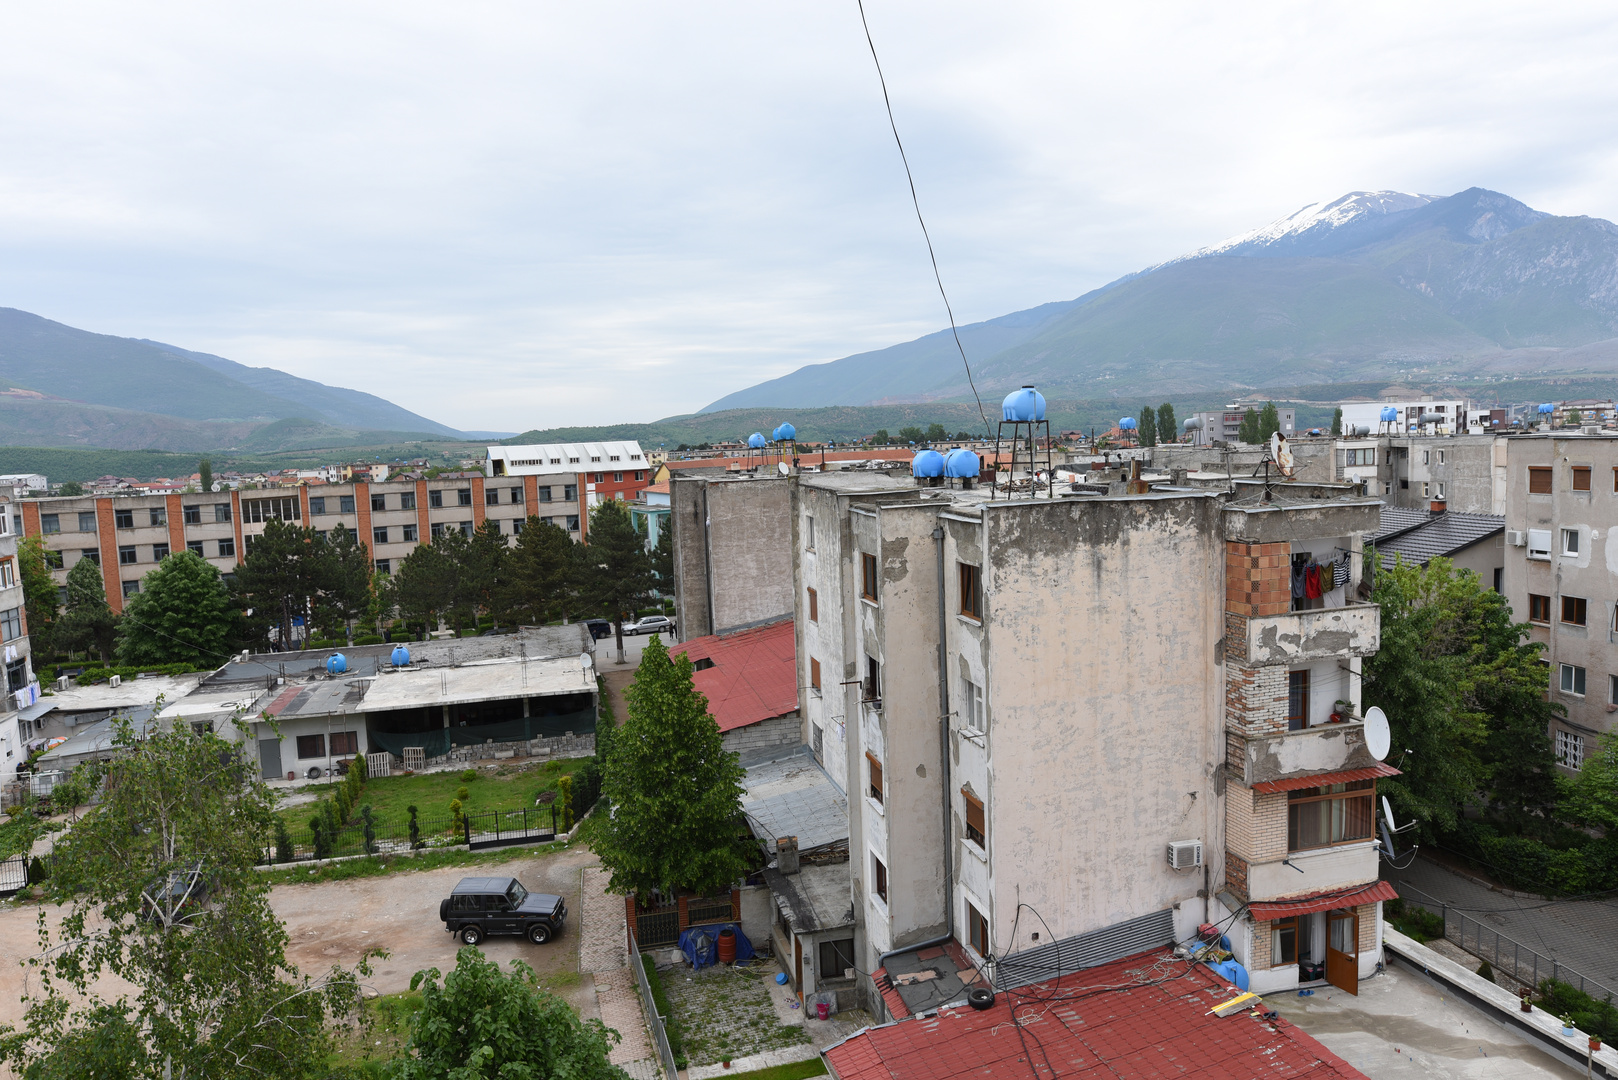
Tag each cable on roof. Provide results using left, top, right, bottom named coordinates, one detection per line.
left=855, top=0, right=992, bottom=438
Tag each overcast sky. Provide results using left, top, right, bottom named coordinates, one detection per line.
left=4, top=2, right=1618, bottom=433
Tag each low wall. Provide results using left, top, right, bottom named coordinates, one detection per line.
left=429, top=732, right=595, bottom=767
left=724, top=713, right=801, bottom=763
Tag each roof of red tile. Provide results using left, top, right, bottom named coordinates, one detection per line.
left=826, top=948, right=1371, bottom=1080
left=669, top=619, right=797, bottom=733
left=1251, top=762, right=1400, bottom=793
left=1248, top=880, right=1398, bottom=921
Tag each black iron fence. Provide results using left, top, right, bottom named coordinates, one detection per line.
left=265, top=804, right=560, bottom=864
left=687, top=896, right=737, bottom=926
left=637, top=906, right=680, bottom=948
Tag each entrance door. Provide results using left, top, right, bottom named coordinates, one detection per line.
left=794, top=935, right=803, bottom=998
left=1325, top=909, right=1359, bottom=995
left=258, top=739, right=282, bottom=781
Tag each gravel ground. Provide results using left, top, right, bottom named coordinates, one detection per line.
left=660, top=962, right=812, bottom=1067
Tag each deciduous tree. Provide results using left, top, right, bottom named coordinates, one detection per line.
left=1331, top=407, right=1343, bottom=436
left=1157, top=403, right=1176, bottom=444
left=924, top=422, right=947, bottom=442
left=578, top=500, right=655, bottom=662
left=56, top=556, right=117, bottom=662
left=1137, top=406, right=1157, bottom=447
left=198, top=458, right=214, bottom=493
left=17, top=535, right=59, bottom=654
left=1259, top=401, right=1281, bottom=442
left=1237, top=408, right=1260, bottom=444
left=115, top=550, right=237, bottom=666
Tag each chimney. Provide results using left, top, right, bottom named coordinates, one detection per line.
left=1430, top=499, right=1447, bottom=515
left=776, top=836, right=800, bottom=875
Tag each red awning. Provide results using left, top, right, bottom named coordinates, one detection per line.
left=1252, top=762, right=1400, bottom=794
left=1248, top=880, right=1398, bottom=921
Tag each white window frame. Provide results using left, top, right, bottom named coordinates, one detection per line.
left=1437, top=450, right=1446, bottom=464
left=1436, top=482, right=1446, bottom=499
left=1562, top=528, right=1581, bottom=556
left=960, top=672, right=985, bottom=733
left=1559, top=662, right=1586, bottom=696
left=805, top=515, right=815, bottom=550
left=1527, top=529, right=1552, bottom=560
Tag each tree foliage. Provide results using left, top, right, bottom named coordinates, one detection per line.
left=115, top=550, right=237, bottom=666
left=17, top=535, right=59, bottom=653
left=55, top=556, right=117, bottom=662
left=198, top=458, right=214, bottom=493
left=1331, top=407, right=1343, bottom=436
left=1259, top=401, right=1281, bottom=442
left=1156, top=403, right=1176, bottom=444
left=1237, top=408, right=1260, bottom=444
left=650, top=522, right=673, bottom=587
left=897, top=425, right=925, bottom=444
left=506, top=519, right=580, bottom=625
left=924, top=422, right=948, bottom=442
left=577, top=500, right=655, bottom=646
left=596, top=636, right=750, bottom=899
left=1137, top=406, right=1157, bottom=447
left=0, top=720, right=368, bottom=1078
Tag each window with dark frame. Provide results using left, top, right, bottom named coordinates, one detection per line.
left=810, top=657, right=821, bottom=691
left=339, top=495, right=356, bottom=514
left=486, top=488, right=500, bottom=505
left=807, top=587, right=817, bottom=622
left=148, top=507, right=165, bottom=526
left=962, top=788, right=985, bottom=847
left=1287, top=779, right=1374, bottom=851
left=866, top=752, right=883, bottom=804
left=1529, top=466, right=1553, bottom=494
left=872, top=855, right=888, bottom=903
left=329, top=731, right=359, bottom=756
left=1529, top=593, right=1552, bottom=623
left=152, top=543, right=169, bottom=561
left=818, top=938, right=856, bottom=980
left=115, top=508, right=134, bottom=529
left=861, top=551, right=878, bottom=601
left=1573, top=466, right=1592, bottom=491
left=119, top=546, right=137, bottom=565
left=187, top=541, right=204, bottom=556
left=959, top=562, right=982, bottom=620
left=40, top=514, right=59, bottom=534
left=183, top=505, right=201, bottom=524
left=1286, top=670, right=1310, bottom=731
left=967, top=902, right=989, bottom=957
left=214, top=503, right=231, bottom=522
left=457, top=489, right=472, bottom=506
left=429, top=490, right=444, bottom=508
left=373, top=526, right=389, bottom=545
left=400, top=491, right=416, bottom=510
left=865, top=655, right=881, bottom=706
left=1562, top=596, right=1588, bottom=626
left=1270, top=918, right=1299, bottom=967
left=296, top=734, right=326, bottom=759
left=78, top=511, right=97, bottom=532
left=218, top=537, right=235, bottom=557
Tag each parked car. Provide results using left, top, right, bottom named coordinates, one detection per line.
left=439, top=876, right=566, bottom=945
left=583, top=619, right=613, bottom=640
left=143, top=862, right=214, bottom=926
left=626, top=615, right=675, bottom=636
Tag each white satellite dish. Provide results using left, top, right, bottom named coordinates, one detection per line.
left=1364, top=706, right=1390, bottom=761
left=579, top=651, right=593, bottom=670
left=778, top=461, right=790, bottom=476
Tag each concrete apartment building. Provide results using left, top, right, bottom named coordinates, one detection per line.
left=22, top=442, right=651, bottom=613
left=789, top=467, right=1391, bottom=1016
left=1184, top=405, right=1297, bottom=446
left=0, top=499, right=38, bottom=774
left=670, top=473, right=794, bottom=641
left=1501, top=434, right=1618, bottom=772
left=1336, top=433, right=1504, bottom=514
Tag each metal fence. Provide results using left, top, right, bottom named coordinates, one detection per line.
left=0, top=853, right=29, bottom=897
left=1399, top=885, right=1618, bottom=1001
left=636, top=906, right=680, bottom=948
left=688, top=895, right=736, bottom=926
left=264, top=804, right=559, bottom=864
left=629, top=929, right=679, bottom=1080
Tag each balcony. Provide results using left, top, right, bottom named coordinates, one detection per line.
left=1247, top=842, right=1379, bottom=903
left=1231, top=722, right=1379, bottom=788
left=1239, top=603, right=1379, bottom=667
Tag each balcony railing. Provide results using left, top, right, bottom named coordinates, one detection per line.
left=1246, top=842, right=1378, bottom=903
left=1239, top=603, right=1379, bottom=667
left=1231, top=721, right=1379, bottom=788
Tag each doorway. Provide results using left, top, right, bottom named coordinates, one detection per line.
left=1325, top=908, right=1359, bottom=995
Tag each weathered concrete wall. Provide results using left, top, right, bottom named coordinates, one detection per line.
left=1151, top=439, right=1336, bottom=484
left=723, top=711, right=802, bottom=763
left=1247, top=841, right=1378, bottom=900
left=738, top=883, right=775, bottom=955
left=1236, top=724, right=1376, bottom=787
left=1223, top=499, right=1381, bottom=544
left=707, top=477, right=794, bottom=634
left=1393, top=436, right=1500, bottom=514
left=671, top=478, right=712, bottom=640
left=1242, top=605, right=1380, bottom=665
left=972, top=493, right=1227, bottom=954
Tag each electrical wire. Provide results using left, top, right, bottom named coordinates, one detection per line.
left=855, top=0, right=992, bottom=438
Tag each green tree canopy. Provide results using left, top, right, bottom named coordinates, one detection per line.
left=1137, top=406, right=1157, bottom=447
left=578, top=500, right=655, bottom=657
left=1567, top=729, right=1618, bottom=836
left=650, top=520, right=673, bottom=586
left=506, top=518, right=579, bottom=626
left=57, top=481, right=85, bottom=497
left=56, top=556, right=117, bottom=662
left=924, top=422, right=948, bottom=442
left=393, top=949, right=623, bottom=1080
left=1157, top=403, right=1176, bottom=445
left=1331, top=407, right=1343, bottom=436
left=17, top=535, right=59, bottom=654
left=897, top=425, right=925, bottom=443
left=596, top=636, right=750, bottom=899
left=1259, top=401, right=1281, bottom=442
left=234, top=518, right=332, bottom=648
left=871, top=429, right=891, bottom=444
left=390, top=537, right=455, bottom=635
left=0, top=721, right=366, bottom=1078
left=1237, top=408, right=1260, bottom=444
left=198, top=457, right=214, bottom=493
left=116, top=550, right=237, bottom=666
left=316, top=523, right=375, bottom=640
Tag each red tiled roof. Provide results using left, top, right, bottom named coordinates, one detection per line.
left=1248, top=881, right=1398, bottom=922
left=669, top=619, right=797, bottom=733
left=1251, top=762, right=1400, bottom=794
left=826, top=948, right=1371, bottom=1080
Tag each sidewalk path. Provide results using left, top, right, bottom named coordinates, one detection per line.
left=580, top=863, right=661, bottom=1080
left=1391, top=855, right=1618, bottom=991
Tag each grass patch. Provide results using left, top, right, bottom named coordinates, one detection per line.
left=277, top=757, right=591, bottom=835
left=328, top=990, right=424, bottom=1071
left=260, top=840, right=573, bottom=886
left=644, top=954, right=687, bottom=1067
left=726, top=1059, right=828, bottom=1080
left=0, top=812, right=50, bottom=860
left=660, top=964, right=810, bottom=1067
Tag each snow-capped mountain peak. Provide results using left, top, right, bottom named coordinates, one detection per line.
left=1176, top=190, right=1441, bottom=262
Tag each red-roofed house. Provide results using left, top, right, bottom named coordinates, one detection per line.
left=671, top=618, right=800, bottom=760
left=826, top=948, right=1371, bottom=1080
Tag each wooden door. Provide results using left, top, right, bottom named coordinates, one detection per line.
left=1325, top=909, right=1359, bottom=996
left=794, top=935, right=803, bottom=998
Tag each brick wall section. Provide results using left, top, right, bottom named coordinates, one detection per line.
left=356, top=481, right=372, bottom=560
left=1225, top=661, right=1289, bottom=736
left=1226, top=783, right=1254, bottom=858
left=1357, top=903, right=1377, bottom=954
left=96, top=499, right=123, bottom=614
left=1249, top=917, right=1272, bottom=969
left=231, top=490, right=244, bottom=565
left=1226, top=730, right=1245, bottom=771
left=1224, top=611, right=1248, bottom=663
left=1250, top=789, right=1288, bottom=862
left=1225, top=851, right=1249, bottom=902
left=1225, top=541, right=1290, bottom=616
left=472, top=476, right=486, bottom=528
left=165, top=494, right=186, bottom=557
left=523, top=476, right=539, bottom=513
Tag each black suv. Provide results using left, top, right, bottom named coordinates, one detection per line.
left=439, top=876, right=566, bottom=945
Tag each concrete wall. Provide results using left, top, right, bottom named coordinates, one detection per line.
left=1338, top=436, right=1502, bottom=514
left=722, top=711, right=802, bottom=763
left=1151, top=439, right=1335, bottom=484
left=671, top=475, right=794, bottom=640
left=671, top=478, right=713, bottom=639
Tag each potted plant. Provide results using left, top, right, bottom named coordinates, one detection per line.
left=1590, top=1035, right=1602, bottom=1052
left=1561, top=1014, right=1577, bottom=1038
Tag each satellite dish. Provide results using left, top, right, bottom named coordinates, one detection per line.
left=579, top=651, right=593, bottom=669
left=1364, top=706, right=1390, bottom=761
left=778, top=461, right=790, bottom=476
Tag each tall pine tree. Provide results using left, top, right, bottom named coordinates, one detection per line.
left=1137, top=406, right=1157, bottom=447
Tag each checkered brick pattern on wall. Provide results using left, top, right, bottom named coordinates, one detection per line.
left=1225, top=541, right=1291, bottom=617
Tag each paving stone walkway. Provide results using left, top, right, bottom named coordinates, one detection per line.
left=580, top=864, right=661, bottom=1079
left=1391, top=855, right=1618, bottom=994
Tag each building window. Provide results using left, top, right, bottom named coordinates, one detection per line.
left=429, top=490, right=444, bottom=509
left=119, top=545, right=137, bottom=565
left=242, top=497, right=300, bottom=523
left=959, top=562, right=982, bottom=619
left=1344, top=448, right=1374, bottom=467
left=1287, top=779, right=1374, bottom=850
left=1436, top=482, right=1446, bottom=499
left=148, top=507, right=165, bottom=527
left=1383, top=482, right=1392, bottom=495
left=1421, top=482, right=1430, bottom=498
left=218, top=538, right=235, bottom=558
left=430, top=522, right=445, bottom=540
left=42, top=548, right=63, bottom=569
left=956, top=901, right=988, bottom=960
left=338, top=495, right=355, bottom=514
left=373, top=527, right=389, bottom=545
left=183, top=505, right=201, bottom=524
left=1610, top=673, right=1618, bottom=707
left=807, top=587, right=817, bottom=622
left=214, top=503, right=231, bottom=522
left=1528, top=467, right=1553, bottom=494
left=1562, top=596, right=1588, bottom=626
left=1557, top=730, right=1585, bottom=769
left=960, top=672, right=984, bottom=731
left=865, top=655, right=881, bottom=707
left=329, top=731, right=359, bottom=757
left=962, top=788, right=985, bottom=847
left=635, top=471, right=645, bottom=482
left=78, top=512, right=98, bottom=532
left=861, top=552, right=878, bottom=601
left=375, top=559, right=391, bottom=574
left=0, top=562, right=14, bottom=587
left=122, top=580, right=140, bottom=598
left=152, top=543, right=169, bottom=561
left=0, top=608, right=20, bottom=641
left=402, top=524, right=418, bottom=542
left=1421, top=450, right=1429, bottom=465
left=1437, top=450, right=1446, bottom=465
left=459, top=521, right=474, bottom=537
left=308, top=497, right=326, bottom=515
left=370, top=493, right=386, bottom=511
left=512, top=520, right=524, bottom=535
left=1287, top=670, right=1310, bottom=731
left=400, top=491, right=416, bottom=510
left=613, top=472, right=623, bottom=483
left=566, top=515, right=580, bottom=531
left=810, top=657, right=821, bottom=691
left=486, top=488, right=500, bottom=506
left=872, top=855, right=888, bottom=903
left=40, top=514, right=59, bottom=534
left=1528, top=594, right=1551, bottom=623
left=564, top=484, right=578, bottom=501
left=1560, top=663, right=1587, bottom=696
left=296, top=734, right=326, bottom=759
left=804, top=515, right=815, bottom=549
left=818, top=938, right=855, bottom=980
left=866, top=752, right=883, bottom=804
left=1270, top=919, right=1299, bottom=967
left=593, top=473, right=603, bottom=484
left=456, top=489, right=472, bottom=506
left=1573, top=466, right=1592, bottom=492
left=509, top=487, right=523, bottom=504
left=1527, top=529, right=1552, bottom=559
left=114, top=508, right=134, bottom=529
left=187, top=540, right=205, bottom=556
left=1563, top=529, right=1581, bottom=556
left=538, top=486, right=552, bottom=503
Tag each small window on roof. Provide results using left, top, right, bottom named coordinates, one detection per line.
left=692, top=657, right=715, bottom=671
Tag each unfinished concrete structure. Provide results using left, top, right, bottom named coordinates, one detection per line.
left=670, top=473, right=794, bottom=640
left=1336, top=433, right=1503, bottom=514
left=789, top=466, right=1391, bottom=1016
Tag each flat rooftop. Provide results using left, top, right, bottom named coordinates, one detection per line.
left=46, top=673, right=206, bottom=713
left=358, top=654, right=594, bottom=712
left=742, top=751, right=848, bottom=854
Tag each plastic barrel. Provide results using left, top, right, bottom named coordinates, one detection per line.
left=816, top=1001, right=830, bottom=1020
left=717, top=928, right=737, bottom=964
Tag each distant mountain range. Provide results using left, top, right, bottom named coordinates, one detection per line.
left=0, top=308, right=509, bottom=452
left=703, top=187, right=1618, bottom=411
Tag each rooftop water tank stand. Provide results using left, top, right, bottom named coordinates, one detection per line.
left=992, top=385, right=1053, bottom=501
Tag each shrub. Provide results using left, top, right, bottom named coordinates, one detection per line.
left=1385, top=898, right=1445, bottom=943
left=26, top=856, right=48, bottom=884
left=274, top=817, right=294, bottom=863
left=455, top=786, right=469, bottom=802
left=557, top=775, right=574, bottom=833
left=353, top=634, right=384, bottom=646
left=407, top=804, right=421, bottom=849
left=1476, top=960, right=1494, bottom=984
left=1537, top=979, right=1618, bottom=1043
left=571, top=760, right=602, bottom=821
left=309, top=819, right=330, bottom=860
left=361, top=805, right=377, bottom=855
left=449, top=798, right=465, bottom=837
left=461, top=768, right=478, bottom=783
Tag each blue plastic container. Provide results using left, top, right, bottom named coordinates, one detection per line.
left=1001, top=385, right=1046, bottom=422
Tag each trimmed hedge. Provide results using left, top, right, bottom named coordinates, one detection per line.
left=40, top=661, right=215, bottom=687
left=1537, top=978, right=1618, bottom=1042
left=1448, top=821, right=1618, bottom=896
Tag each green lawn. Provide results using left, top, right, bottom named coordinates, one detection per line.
left=276, top=758, right=591, bottom=835
left=728, top=1059, right=829, bottom=1080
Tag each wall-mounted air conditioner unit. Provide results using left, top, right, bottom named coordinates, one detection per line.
left=109, top=674, right=121, bottom=688
left=1506, top=530, right=1526, bottom=547
left=1167, top=839, right=1203, bottom=870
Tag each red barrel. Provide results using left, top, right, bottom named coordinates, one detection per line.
left=816, top=1001, right=830, bottom=1020
left=717, top=928, right=737, bottom=964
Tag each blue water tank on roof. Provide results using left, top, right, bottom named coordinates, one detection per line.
left=391, top=645, right=410, bottom=666
left=912, top=450, right=945, bottom=477
left=1380, top=406, right=1398, bottom=422
left=1539, top=403, right=1555, bottom=414
left=944, top=448, right=980, bottom=478
left=747, top=432, right=767, bottom=448
left=1002, top=385, right=1046, bottom=421
left=326, top=653, right=347, bottom=675
left=1119, top=417, right=1137, bottom=431
left=774, top=423, right=796, bottom=441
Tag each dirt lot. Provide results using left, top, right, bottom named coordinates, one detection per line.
left=0, top=845, right=602, bottom=1028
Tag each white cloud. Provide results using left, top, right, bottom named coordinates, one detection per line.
left=2, top=1, right=1617, bottom=430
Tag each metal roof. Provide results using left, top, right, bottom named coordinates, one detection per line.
left=1373, top=511, right=1504, bottom=567
left=670, top=619, right=796, bottom=733
left=1251, top=762, right=1400, bottom=793
left=1370, top=506, right=1432, bottom=543
left=1248, top=880, right=1399, bottom=921
left=741, top=751, right=848, bottom=853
